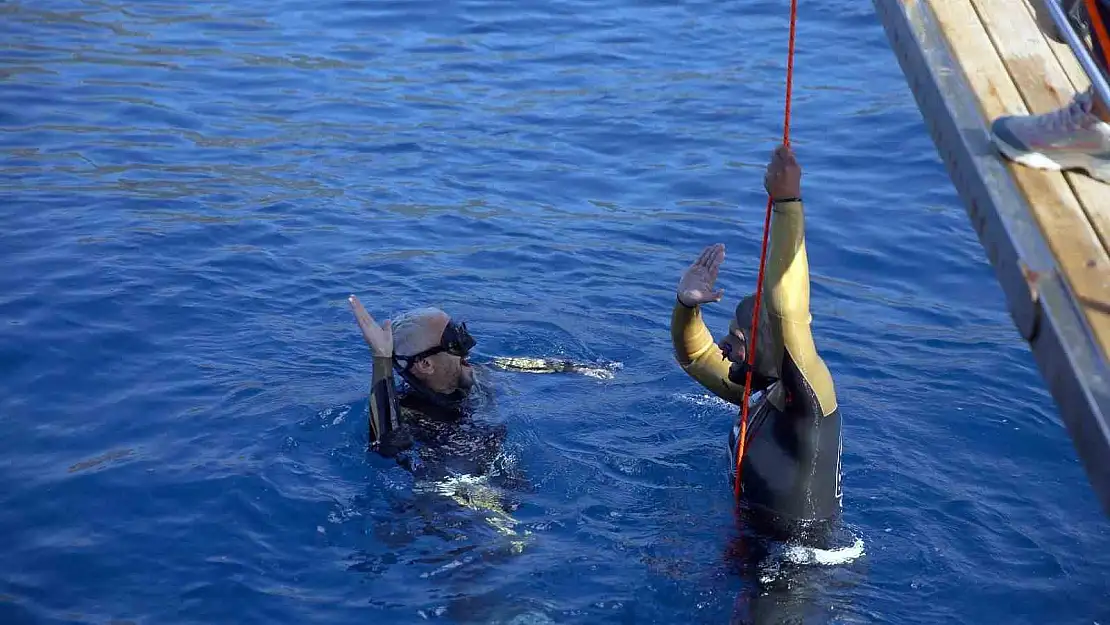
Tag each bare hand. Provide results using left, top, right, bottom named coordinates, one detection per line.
left=349, top=294, right=392, bottom=358
left=764, top=144, right=802, bottom=200
left=677, top=243, right=725, bottom=307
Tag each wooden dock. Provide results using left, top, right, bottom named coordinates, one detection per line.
left=872, top=0, right=1110, bottom=513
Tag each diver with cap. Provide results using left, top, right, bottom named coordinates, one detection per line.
left=347, top=296, right=615, bottom=477
left=345, top=299, right=614, bottom=617
left=670, top=144, right=843, bottom=543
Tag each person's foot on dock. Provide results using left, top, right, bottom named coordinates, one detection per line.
left=990, top=87, right=1110, bottom=184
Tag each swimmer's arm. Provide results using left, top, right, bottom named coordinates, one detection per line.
left=670, top=299, right=746, bottom=405
left=369, top=355, right=410, bottom=457
left=488, top=356, right=617, bottom=379
left=766, top=199, right=837, bottom=415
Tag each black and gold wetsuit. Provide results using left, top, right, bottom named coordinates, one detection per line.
left=671, top=199, right=842, bottom=538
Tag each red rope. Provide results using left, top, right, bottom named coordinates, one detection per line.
left=1086, top=0, right=1110, bottom=85
left=733, top=0, right=800, bottom=500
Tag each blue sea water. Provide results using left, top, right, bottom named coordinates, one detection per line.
left=1, top=0, right=1108, bottom=623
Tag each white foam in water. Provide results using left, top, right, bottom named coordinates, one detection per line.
left=420, top=557, right=467, bottom=579
left=675, top=392, right=737, bottom=410
left=331, top=406, right=349, bottom=426
left=781, top=536, right=865, bottom=566
left=576, top=361, right=623, bottom=380
left=415, top=472, right=489, bottom=497
left=316, top=405, right=350, bottom=428
left=759, top=535, right=866, bottom=584
left=417, top=605, right=448, bottom=619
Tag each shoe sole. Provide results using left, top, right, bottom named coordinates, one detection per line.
left=991, top=131, right=1110, bottom=184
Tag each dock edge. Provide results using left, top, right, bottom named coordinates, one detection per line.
left=872, top=0, right=1110, bottom=514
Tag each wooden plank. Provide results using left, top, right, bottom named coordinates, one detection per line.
left=971, top=0, right=1074, bottom=110
left=872, top=0, right=1110, bottom=515
left=1023, top=0, right=1092, bottom=87
left=1018, top=0, right=1110, bottom=256
left=1064, top=166, right=1110, bottom=260
left=937, top=0, right=1110, bottom=359
left=991, top=0, right=1110, bottom=320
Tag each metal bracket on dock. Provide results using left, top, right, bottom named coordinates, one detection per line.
left=874, top=0, right=1110, bottom=515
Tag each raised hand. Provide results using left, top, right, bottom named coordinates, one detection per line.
left=349, top=294, right=393, bottom=358
left=764, top=144, right=802, bottom=201
left=677, top=243, right=725, bottom=308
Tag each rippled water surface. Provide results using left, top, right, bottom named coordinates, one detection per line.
left=2, top=0, right=1108, bottom=623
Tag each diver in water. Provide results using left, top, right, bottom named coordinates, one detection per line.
left=670, top=144, right=843, bottom=544
left=670, top=145, right=856, bottom=624
left=348, top=296, right=613, bottom=481
left=346, top=299, right=612, bottom=622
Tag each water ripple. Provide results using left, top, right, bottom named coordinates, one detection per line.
left=1, top=0, right=1108, bottom=623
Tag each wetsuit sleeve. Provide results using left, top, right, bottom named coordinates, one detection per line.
left=765, top=199, right=838, bottom=416
left=369, top=355, right=408, bottom=457
left=671, top=300, right=747, bottom=405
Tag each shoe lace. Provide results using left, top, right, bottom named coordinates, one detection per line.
left=1044, top=90, right=1094, bottom=133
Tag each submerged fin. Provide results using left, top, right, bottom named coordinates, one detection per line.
left=490, top=356, right=621, bottom=379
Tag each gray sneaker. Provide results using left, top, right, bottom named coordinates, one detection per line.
left=990, top=87, right=1110, bottom=183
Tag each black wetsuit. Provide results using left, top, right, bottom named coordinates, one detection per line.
left=367, top=354, right=604, bottom=482
left=671, top=199, right=843, bottom=542
left=368, top=356, right=506, bottom=481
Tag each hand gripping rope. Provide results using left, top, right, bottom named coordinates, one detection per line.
left=734, top=0, right=799, bottom=500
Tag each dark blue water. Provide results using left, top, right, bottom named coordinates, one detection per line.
left=2, top=0, right=1108, bottom=623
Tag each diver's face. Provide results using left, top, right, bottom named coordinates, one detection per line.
left=410, top=314, right=476, bottom=394
left=721, top=319, right=752, bottom=385
left=719, top=319, right=748, bottom=365
left=427, top=349, right=475, bottom=392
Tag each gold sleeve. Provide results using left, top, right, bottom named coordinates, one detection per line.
left=670, top=300, right=747, bottom=405
left=765, top=199, right=837, bottom=416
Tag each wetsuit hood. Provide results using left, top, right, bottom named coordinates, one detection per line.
left=729, top=293, right=780, bottom=392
